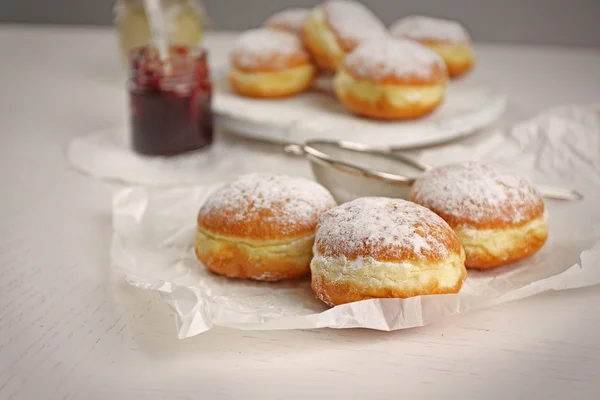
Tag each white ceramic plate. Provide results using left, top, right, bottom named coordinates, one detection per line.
left=213, top=73, right=507, bottom=150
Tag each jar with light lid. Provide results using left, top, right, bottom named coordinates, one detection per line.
left=128, top=45, right=213, bottom=156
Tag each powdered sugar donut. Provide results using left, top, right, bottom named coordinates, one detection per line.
left=302, top=1, right=388, bottom=72
left=391, top=16, right=475, bottom=78
left=311, top=197, right=467, bottom=306
left=229, top=28, right=316, bottom=98
left=410, top=162, right=549, bottom=270
left=264, top=8, right=309, bottom=35
left=196, top=174, right=336, bottom=281
left=333, top=37, right=448, bottom=120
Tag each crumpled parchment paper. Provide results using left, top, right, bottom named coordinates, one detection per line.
left=111, top=104, right=600, bottom=338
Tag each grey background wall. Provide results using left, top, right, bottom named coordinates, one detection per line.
left=1, top=0, right=599, bottom=47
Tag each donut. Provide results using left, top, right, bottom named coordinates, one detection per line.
left=333, top=38, right=448, bottom=120
left=410, top=162, right=549, bottom=270
left=229, top=28, right=316, bottom=98
left=390, top=16, right=475, bottom=78
left=302, top=1, right=387, bottom=72
left=195, top=174, right=336, bottom=281
left=264, top=8, right=309, bottom=35
left=310, top=197, right=467, bottom=306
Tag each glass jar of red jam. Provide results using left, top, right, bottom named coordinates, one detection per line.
left=128, top=45, right=213, bottom=156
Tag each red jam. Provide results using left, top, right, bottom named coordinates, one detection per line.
left=128, top=46, right=213, bottom=156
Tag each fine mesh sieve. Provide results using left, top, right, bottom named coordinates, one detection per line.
left=285, top=140, right=582, bottom=204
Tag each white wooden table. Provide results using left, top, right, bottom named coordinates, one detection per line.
left=1, top=25, right=600, bottom=400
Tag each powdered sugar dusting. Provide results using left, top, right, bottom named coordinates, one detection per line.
left=199, top=174, right=336, bottom=236
left=390, top=15, right=471, bottom=44
left=265, top=8, right=309, bottom=34
left=325, top=1, right=388, bottom=43
left=315, top=197, right=457, bottom=261
left=231, top=28, right=305, bottom=69
left=343, top=37, right=446, bottom=80
left=411, top=162, right=544, bottom=227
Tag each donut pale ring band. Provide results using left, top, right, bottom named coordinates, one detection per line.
left=453, top=214, right=548, bottom=269
left=194, top=230, right=316, bottom=280
left=334, top=38, right=448, bottom=120
left=390, top=16, right=475, bottom=79
left=310, top=197, right=467, bottom=306
left=410, top=162, right=549, bottom=270
left=422, top=42, right=475, bottom=79
left=229, top=28, right=316, bottom=98
left=302, top=1, right=387, bottom=72
left=195, top=174, right=336, bottom=281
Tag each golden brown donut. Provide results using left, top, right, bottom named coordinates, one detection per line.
left=229, top=28, right=316, bottom=98
left=302, top=1, right=387, bottom=72
left=390, top=16, right=475, bottom=78
left=333, top=38, right=448, bottom=120
left=264, top=8, right=309, bottom=35
left=196, top=174, right=336, bottom=281
left=410, top=162, right=549, bottom=270
left=310, top=197, right=467, bottom=306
